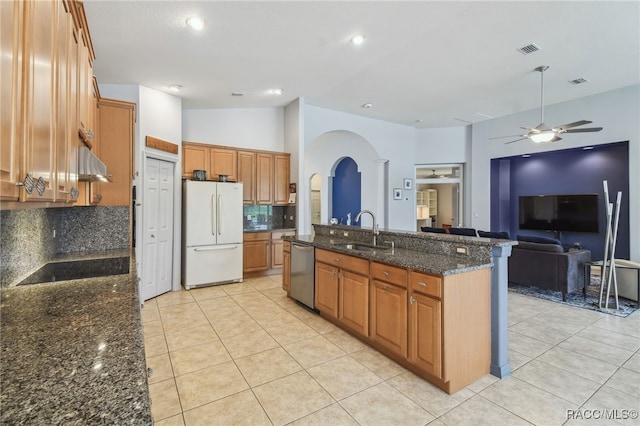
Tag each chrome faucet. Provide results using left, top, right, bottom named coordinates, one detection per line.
left=355, top=210, right=379, bottom=246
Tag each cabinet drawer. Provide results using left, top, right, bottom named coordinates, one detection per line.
left=410, top=271, right=442, bottom=299
left=371, top=262, right=407, bottom=288
left=315, top=249, right=369, bottom=274
left=244, top=232, right=270, bottom=242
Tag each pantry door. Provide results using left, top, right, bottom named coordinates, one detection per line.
left=141, top=158, right=174, bottom=301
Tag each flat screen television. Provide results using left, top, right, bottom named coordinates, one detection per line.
left=519, top=194, right=599, bottom=233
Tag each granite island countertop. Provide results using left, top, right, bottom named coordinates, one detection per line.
left=0, top=252, right=152, bottom=425
left=287, top=234, right=494, bottom=275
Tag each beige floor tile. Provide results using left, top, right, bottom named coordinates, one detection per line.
left=144, top=333, right=169, bottom=357
left=154, top=413, right=185, bottom=426
left=147, top=352, right=174, bottom=384
left=264, top=318, right=319, bottom=346
left=508, top=330, right=554, bottom=358
left=174, top=361, right=249, bottom=411
left=211, top=313, right=263, bottom=339
left=221, top=329, right=279, bottom=359
left=604, top=368, right=640, bottom=397
left=622, top=353, right=640, bottom=373
left=463, top=373, right=500, bottom=394
left=170, top=340, right=231, bottom=376
left=508, top=349, right=533, bottom=371
left=582, top=385, right=640, bottom=424
left=349, top=346, right=406, bottom=379
left=141, top=305, right=161, bottom=323
left=558, top=335, right=635, bottom=366
left=480, top=375, right=578, bottom=425
left=302, top=314, right=342, bottom=334
left=182, top=390, right=271, bottom=426
left=577, top=325, right=640, bottom=352
left=253, top=370, right=334, bottom=426
left=156, top=290, right=195, bottom=307
left=188, top=285, right=228, bottom=302
left=531, top=307, right=601, bottom=335
left=339, top=382, right=434, bottom=426
left=387, top=370, right=473, bottom=417
left=536, top=346, right=618, bottom=383
left=512, top=359, right=601, bottom=405
left=249, top=277, right=282, bottom=291
left=159, top=303, right=209, bottom=331
left=593, top=314, right=640, bottom=339
left=222, top=282, right=257, bottom=295
left=164, top=324, right=219, bottom=352
left=509, top=319, right=573, bottom=345
left=149, top=379, right=182, bottom=422
left=323, top=329, right=368, bottom=354
left=235, top=347, right=303, bottom=387
left=284, top=335, right=346, bottom=369
left=439, top=394, right=532, bottom=426
left=143, top=319, right=164, bottom=337
left=251, top=309, right=300, bottom=328
left=308, top=355, right=383, bottom=400
left=288, top=403, right=359, bottom=426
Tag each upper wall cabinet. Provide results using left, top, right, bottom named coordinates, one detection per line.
left=181, top=142, right=237, bottom=182
left=0, top=0, right=94, bottom=205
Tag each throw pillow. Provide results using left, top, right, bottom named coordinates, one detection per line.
left=478, top=231, right=510, bottom=239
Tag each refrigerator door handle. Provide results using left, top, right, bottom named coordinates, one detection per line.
left=218, top=194, right=222, bottom=235
left=211, top=195, right=216, bottom=235
left=194, top=245, right=239, bottom=251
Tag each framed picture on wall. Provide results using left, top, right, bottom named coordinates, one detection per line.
left=393, top=188, right=402, bottom=200
left=403, top=178, right=412, bottom=190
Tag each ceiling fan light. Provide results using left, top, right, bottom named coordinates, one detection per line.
left=530, top=131, right=555, bottom=143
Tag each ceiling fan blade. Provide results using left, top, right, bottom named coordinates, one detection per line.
left=552, top=120, right=592, bottom=131
left=490, top=134, right=527, bottom=140
left=564, top=127, right=603, bottom=133
left=550, top=135, right=562, bottom=142
left=504, top=137, right=529, bottom=145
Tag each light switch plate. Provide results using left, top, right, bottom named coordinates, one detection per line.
left=455, top=246, right=468, bottom=255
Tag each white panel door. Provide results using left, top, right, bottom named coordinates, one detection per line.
left=141, top=157, right=174, bottom=301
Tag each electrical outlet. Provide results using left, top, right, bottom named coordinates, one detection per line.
left=343, top=231, right=349, bottom=237
left=53, top=229, right=56, bottom=239
left=247, top=214, right=251, bottom=220
left=455, top=246, right=468, bottom=255
left=330, top=229, right=335, bottom=235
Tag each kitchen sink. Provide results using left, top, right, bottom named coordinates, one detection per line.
left=330, top=242, right=391, bottom=252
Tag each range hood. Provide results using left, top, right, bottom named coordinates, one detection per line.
left=78, top=146, right=112, bottom=182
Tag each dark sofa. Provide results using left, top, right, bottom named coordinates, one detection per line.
left=508, top=240, right=592, bottom=301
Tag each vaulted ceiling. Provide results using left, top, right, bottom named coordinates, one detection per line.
left=83, top=1, right=640, bottom=128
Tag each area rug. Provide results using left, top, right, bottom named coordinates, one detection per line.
left=508, top=275, right=638, bottom=318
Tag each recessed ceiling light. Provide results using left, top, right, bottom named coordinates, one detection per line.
left=362, top=103, right=373, bottom=109
left=269, top=88, right=283, bottom=95
left=415, top=119, right=423, bottom=123
left=522, top=154, right=531, bottom=158
left=186, top=17, right=205, bottom=31
left=351, top=35, right=365, bottom=45
left=168, top=85, right=182, bottom=93
left=583, top=146, right=594, bottom=150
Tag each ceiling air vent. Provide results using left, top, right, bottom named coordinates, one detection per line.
left=517, top=43, right=541, bottom=55
left=569, top=77, right=588, bottom=85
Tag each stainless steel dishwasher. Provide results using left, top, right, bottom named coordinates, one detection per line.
left=290, top=242, right=315, bottom=309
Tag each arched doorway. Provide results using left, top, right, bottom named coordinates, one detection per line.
left=331, top=157, right=361, bottom=226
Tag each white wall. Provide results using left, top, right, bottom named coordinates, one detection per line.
left=302, top=105, right=416, bottom=233
left=469, top=85, right=640, bottom=260
left=415, top=126, right=469, bottom=164
left=182, top=108, right=284, bottom=151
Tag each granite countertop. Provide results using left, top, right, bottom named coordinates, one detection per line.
left=0, top=252, right=152, bottom=425
left=287, top=234, right=493, bottom=276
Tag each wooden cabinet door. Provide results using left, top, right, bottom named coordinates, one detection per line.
left=243, top=233, right=270, bottom=273
left=339, top=270, right=369, bottom=336
left=97, top=99, right=134, bottom=206
left=22, top=0, right=56, bottom=201
left=271, top=239, right=284, bottom=268
left=237, top=150, right=255, bottom=204
left=0, top=0, right=24, bottom=201
left=370, top=279, right=408, bottom=357
left=210, top=147, right=237, bottom=182
left=315, top=261, right=339, bottom=319
left=255, top=152, right=273, bottom=204
left=282, top=245, right=291, bottom=292
left=182, top=144, right=209, bottom=179
left=273, top=153, right=290, bottom=205
left=409, top=292, right=442, bottom=378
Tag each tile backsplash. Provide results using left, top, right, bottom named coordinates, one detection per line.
left=0, top=206, right=129, bottom=287
left=243, top=205, right=296, bottom=230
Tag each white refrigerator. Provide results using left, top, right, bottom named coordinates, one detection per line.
left=182, top=180, right=243, bottom=289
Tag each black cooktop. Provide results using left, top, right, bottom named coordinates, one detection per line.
left=17, top=257, right=130, bottom=286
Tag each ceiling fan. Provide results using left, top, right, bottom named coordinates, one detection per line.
left=492, top=65, right=603, bottom=145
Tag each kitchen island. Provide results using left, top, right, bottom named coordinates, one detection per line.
left=0, top=252, right=152, bottom=425
left=285, top=224, right=516, bottom=393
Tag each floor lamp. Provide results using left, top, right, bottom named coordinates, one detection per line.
left=599, top=180, right=622, bottom=309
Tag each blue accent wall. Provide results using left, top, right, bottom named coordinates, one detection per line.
left=490, top=141, right=629, bottom=260
left=332, top=157, right=361, bottom=225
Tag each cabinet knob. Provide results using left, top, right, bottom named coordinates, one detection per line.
left=409, top=296, right=416, bottom=304
left=418, top=282, right=427, bottom=287
left=383, top=271, right=390, bottom=276
left=335, top=258, right=340, bottom=262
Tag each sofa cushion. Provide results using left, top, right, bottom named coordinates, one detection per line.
left=515, top=241, right=564, bottom=253
left=478, top=230, right=510, bottom=239
left=517, top=234, right=562, bottom=245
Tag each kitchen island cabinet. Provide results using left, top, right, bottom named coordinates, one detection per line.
left=370, top=262, right=408, bottom=358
